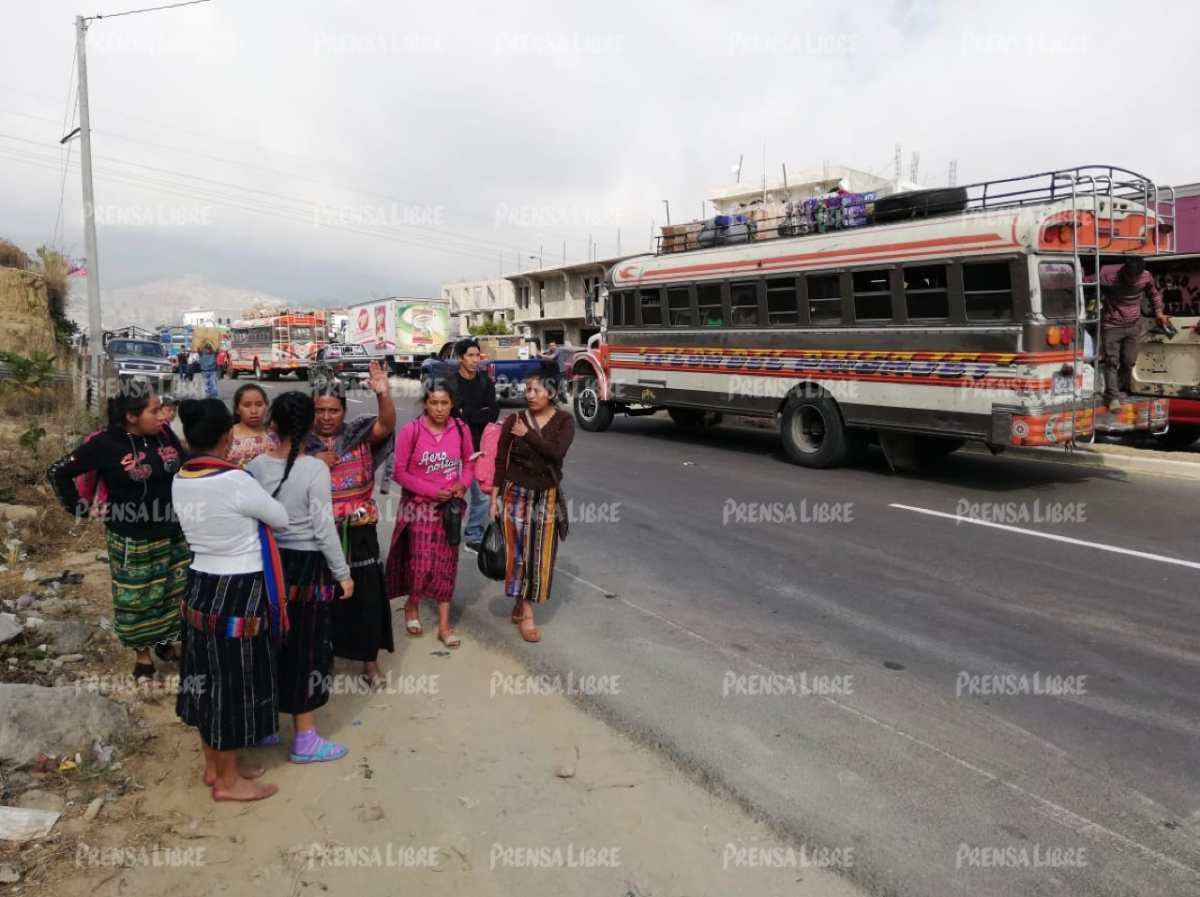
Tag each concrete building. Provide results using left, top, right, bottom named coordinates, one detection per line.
left=505, top=257, right=622, bottom=347
left=181, top=309, right=217, bottom=327
left=441, top=277, right=516, bottom=337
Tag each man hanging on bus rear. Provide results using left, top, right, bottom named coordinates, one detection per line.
left=1099, top=258, right=1170, bottom=412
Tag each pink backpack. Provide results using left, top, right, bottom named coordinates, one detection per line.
left=472, top=422, right=503, bottom=492
left=74, top=430, right=108, bottom=516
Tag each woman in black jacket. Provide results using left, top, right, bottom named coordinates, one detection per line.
left=48, top=388, right=188, bottom=681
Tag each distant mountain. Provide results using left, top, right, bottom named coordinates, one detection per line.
left=65, top=274, right=292, bottom=329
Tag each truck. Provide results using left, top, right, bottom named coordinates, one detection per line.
left=345, top=297, right=449, bottom=376
left=421, top=335, right=550, bottom=400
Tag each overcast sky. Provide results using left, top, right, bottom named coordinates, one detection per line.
left=2, top=0, right=1197, bottom=308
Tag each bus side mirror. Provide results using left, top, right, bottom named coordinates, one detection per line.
left=586, top=285, right=607, bottom=327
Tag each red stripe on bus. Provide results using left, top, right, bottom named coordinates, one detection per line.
left=610, top=347, right=1074, bottom=365
left=607, top=361, right=1051, bottom=390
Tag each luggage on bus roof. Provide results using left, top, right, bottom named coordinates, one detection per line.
left=873, top=187, right=969, bottom=223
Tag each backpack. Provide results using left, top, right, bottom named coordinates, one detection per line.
left=472, top=422, right=503, bottom=492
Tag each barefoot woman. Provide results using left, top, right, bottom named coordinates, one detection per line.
left=172, top=399, right=289, bottom=801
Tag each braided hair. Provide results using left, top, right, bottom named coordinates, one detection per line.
left=266, top=390, right=316, bottom=498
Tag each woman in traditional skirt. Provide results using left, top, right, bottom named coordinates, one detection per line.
left=172, top=399, right=290, bottom=801
left=48, top=388, right=187, bottom=681
left=490, top=365, right=576, bottom=643
left=385, top=383, right=474, bottom=648
left=306, top=362, right=395, bottom=685
left=227, top=383, right=274, bottom=466
left=248, top=391, right=354, bottom=764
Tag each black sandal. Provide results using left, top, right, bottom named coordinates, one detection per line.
left=132, top=662, right=157, bottom=684
left=153, top=643, right=180, bottom=664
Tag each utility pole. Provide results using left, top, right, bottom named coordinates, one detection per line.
left=76, top=15, right=103, bottom=391
left=662, top=200, right=670, bottom=227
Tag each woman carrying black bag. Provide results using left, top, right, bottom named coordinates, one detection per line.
left=489, top=364, right=575, bottom=644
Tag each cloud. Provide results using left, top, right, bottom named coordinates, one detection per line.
left=1, top=0, right=1195, bottom=317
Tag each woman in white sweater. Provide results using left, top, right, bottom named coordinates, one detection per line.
left=248, top=391, right=354, bottom=764
left=173, top=398, right=290, bottom=802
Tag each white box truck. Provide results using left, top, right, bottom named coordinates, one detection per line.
left=345, top=297, right=450, bottom=376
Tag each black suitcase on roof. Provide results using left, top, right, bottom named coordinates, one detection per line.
left=873, top=187, right=969, bottom=223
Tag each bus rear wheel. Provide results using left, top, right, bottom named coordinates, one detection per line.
left=574, top=378, right=614, bottom=432
left=780, top=393, right=861, bottom=468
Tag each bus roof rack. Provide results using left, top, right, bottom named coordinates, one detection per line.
left=657, top=165, right=1174, bottom=256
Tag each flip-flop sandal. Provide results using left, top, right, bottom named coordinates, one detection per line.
left=518, top=618, right=541, bottom=644
left=405, top=613, right=423, bottom=637
left=289, top=737, right=348, bottom=764
left=511, top=602, right=523, bottom=625
left=153, top=642, right=180, bottom=664
left=210, top=782, right=278, bottom=802
left=132, top=662, right=158, bottom=684
left=438, top=630, right=461, bottom=649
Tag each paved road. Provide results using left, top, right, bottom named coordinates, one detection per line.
left=219, top=375, right=1200, bottom=897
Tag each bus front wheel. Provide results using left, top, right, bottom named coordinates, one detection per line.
left=574, top=378, right=614, bottom=432
left=780, top=393, right=861, bottom=468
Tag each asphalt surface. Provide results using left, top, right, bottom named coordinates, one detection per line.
left=218, top=374, right=1200, bottom=897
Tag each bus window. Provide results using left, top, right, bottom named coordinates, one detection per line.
left=964, top=262, right=1013, bottom=321
left=623, top=292, right=638, bottom=325
left=1039, top=261, right=1076, bottom=318
left=903, top=265, right=949, bottom=320
left=667, top=287, right=693, bottom=326
left=697, top=283, right=723, bottom=326
left=853, top=269, right=893, bottom=322
left=807, top=274, right=842, bottom=323
left=640, top=289, right=663, bottom=326
left=766, top=277, right=799, bottom=326
left=608, top=292, right=624, bottom=326
left=730, top=281, right=759, bottom=326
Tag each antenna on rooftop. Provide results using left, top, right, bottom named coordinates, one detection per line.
left=947, top=159, right=958, bottom=187
left=910, top=151, right=920, bottom=184
left=893, top=143, right=902, bottom=181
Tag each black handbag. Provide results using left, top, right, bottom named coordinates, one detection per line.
left=441, top=498, right=462, bottom=546
left=476, top=519, right=506, bottom=580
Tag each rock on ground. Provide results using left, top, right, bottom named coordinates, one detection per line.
left=0, top=613, right=22, bottom=645
left=0, top=684, right=129, bottom=768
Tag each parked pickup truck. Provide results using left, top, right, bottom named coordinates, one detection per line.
left=420, top=336, right=546, bottom=399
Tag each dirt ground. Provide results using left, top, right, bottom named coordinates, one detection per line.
left=17, top=610, right=863, bottom=897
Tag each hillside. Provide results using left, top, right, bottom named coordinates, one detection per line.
left=65, top=274, right=293, bottom=329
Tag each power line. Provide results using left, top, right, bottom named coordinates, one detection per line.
left=86, top=0, right=211, bottom=21
left=52, top=44, right=79, bottom=248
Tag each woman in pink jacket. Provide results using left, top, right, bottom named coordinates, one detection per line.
left=384, top=383, right=474, bottom=647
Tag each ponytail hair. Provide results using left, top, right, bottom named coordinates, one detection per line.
left=266, top=391, right=315, bottom=498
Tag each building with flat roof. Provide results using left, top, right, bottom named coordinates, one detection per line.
left=440, top=277, right=516, bottom=337
left=504, top=256, right=626, bottom=347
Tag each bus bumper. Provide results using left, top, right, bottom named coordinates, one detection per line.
left=994, top=398, right=1168, bottom=446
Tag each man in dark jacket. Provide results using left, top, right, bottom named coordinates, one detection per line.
left=444, top=337, right=498, bottom=549
left=1099, top=258, right=1171, bottom=412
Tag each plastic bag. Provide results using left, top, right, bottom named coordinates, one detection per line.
left=476, top=519, right=506, bottom=581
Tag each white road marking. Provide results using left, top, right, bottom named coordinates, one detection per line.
left=889, top=503, right=1200, bottom=571
left=547, top=567, right=1199, bottom=878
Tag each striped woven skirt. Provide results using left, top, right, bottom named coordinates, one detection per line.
left=175, top=569, right=278, bottom=751
left=277, top=548, right=337, bottom=715
left=384, top=496, right=460, bottom=606
left=501, top=481, right=559, bottom=604
left=105, top=529, right=189, bottom=649
left=332, top=524, right=395, bottom=662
